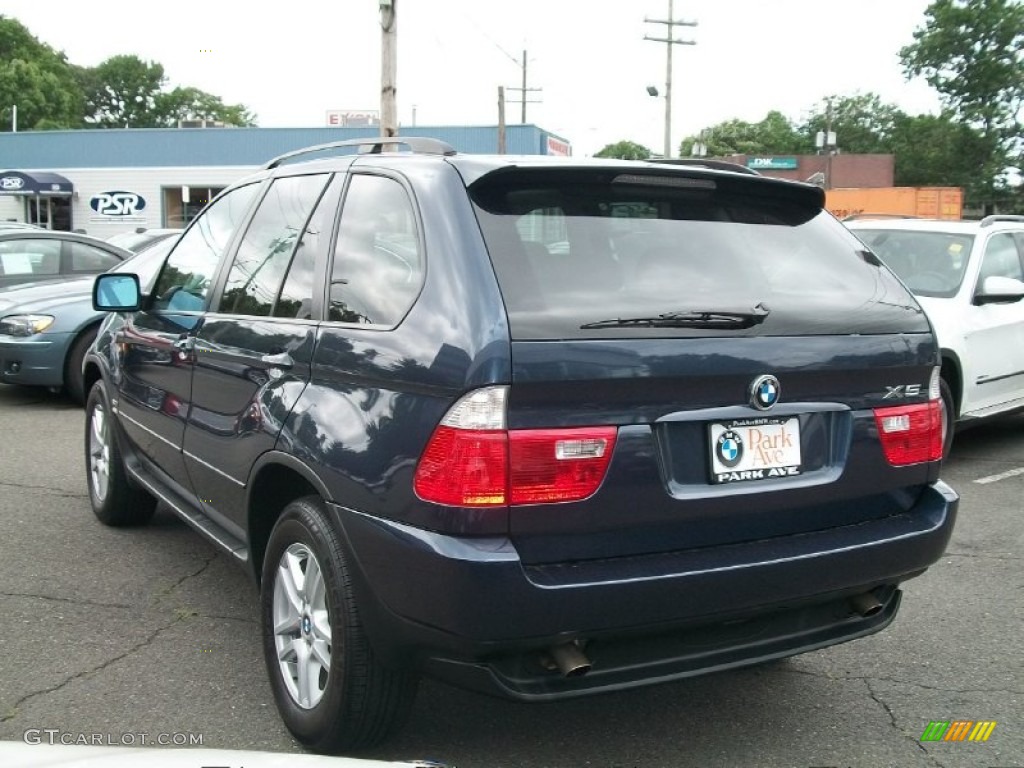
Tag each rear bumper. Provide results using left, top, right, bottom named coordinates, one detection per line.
left=0, top=333, right=70, bottom=387
left=328, top=480, right=957, bottom=699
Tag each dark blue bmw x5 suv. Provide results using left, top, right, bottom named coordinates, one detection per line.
left=85, top=137, right=958, bottom=753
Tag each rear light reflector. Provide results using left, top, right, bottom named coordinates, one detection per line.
left=510, top=428, right=617, bottom=504
left=873, top=401, right=943, bottom=465
left=413, top=426, right=508, bottom=506
left=413, top=387, right=618, bottom=507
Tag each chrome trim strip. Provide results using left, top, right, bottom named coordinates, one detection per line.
left=119, top=412, right=180, bottom=451
left=976, top=369, right=1024, bottom=386
left=183, top=449, right=246, bottom=487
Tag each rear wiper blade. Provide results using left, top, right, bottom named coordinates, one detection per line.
left=581, top=305, right=770, bottom=330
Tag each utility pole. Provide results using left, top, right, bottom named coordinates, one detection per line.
left=380, top=0, right=398, bottom=138
left=497, top=86, right=507, bottom=154
left=815, top=97, right=837, bottom=189
left=644, top=0, right=697, bottom=159
left=505, top=50, right=542, bottom=124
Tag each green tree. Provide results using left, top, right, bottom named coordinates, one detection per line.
left=800, top=93, right=902, bottom=154
left=594, top=140, right=651, bottom=160
left=155, top=86, right=256, bottom=127
left=79, top=54, right=167, bottom=128
left=679, top=111, right=810, bottom=157
left=901, top=0, right=1024, bottom=208
left=0, top=16, right=83, bottom=130
left=889, top=113, right=990, bottom=191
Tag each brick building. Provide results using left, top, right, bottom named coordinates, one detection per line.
left=718, top=153, right=895, bottom=188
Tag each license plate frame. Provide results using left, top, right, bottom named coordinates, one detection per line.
left=708, top=416, right=802, bottom=484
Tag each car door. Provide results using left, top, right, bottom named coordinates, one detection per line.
left=114, top=183, right=261, bottom=491
left=182, top=173, right=338, bottom=532
left=962, top=230, right=1024, bottom=415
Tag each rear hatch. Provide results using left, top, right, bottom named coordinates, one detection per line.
left=468, top=166, right=941, bottom=564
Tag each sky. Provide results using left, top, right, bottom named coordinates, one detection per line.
left=0, top=0, right=944, bottom=156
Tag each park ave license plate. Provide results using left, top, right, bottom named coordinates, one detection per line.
left=708, top=417, right=802, bottom=484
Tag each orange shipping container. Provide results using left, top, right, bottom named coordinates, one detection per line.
left=826, top=187, right=962, bottom=221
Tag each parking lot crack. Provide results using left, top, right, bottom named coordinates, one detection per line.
left=195, top=613, right=258, bottom=625
left=863, top=678, right=945, bottom=767
left=784, top=666, right=1024, bottom=696
left=0, top=613, right=188, bottom=724
left=0, top=591, right=131, bottom=610
left=150, top=551, right=219, bottom=605
left=0, top=480, right=88, bottom=499
left=943, top=550, right=1021, bottom=562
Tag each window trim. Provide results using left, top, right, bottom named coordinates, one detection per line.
left=148, top=180, right=265, bottom=315
left=208, top=172, right=333, bottom=319
left=321, top=169, right=428, bottom=331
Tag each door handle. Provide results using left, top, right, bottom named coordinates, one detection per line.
left=172, top=336, right=194, bottom=352
left=260, top=351, right=294, bottom=370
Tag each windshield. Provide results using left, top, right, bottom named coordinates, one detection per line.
left=852, top=228, right=974, bottom=298
left=471, top=169, right=924, bottom=339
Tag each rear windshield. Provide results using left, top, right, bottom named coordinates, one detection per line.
left=851, top=228, right=974, bottom=298
left=470, top=169, right=924, bottom=339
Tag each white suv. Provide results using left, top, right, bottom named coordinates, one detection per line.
left=848, top=215, right=1024, bottom=452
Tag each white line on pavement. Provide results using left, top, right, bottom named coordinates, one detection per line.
left=974, top=466, right=1024, bottom=485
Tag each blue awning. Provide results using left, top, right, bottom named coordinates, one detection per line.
left=0, top=170, right=74, bottom=196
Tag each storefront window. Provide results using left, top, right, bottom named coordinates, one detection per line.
left=162, top=186, right=226, bottom=227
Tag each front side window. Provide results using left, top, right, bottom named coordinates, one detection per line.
left=328, top=174, right=423, bottom=326
left=977, top=232, right=1023, bottom=285
left=151, top=184, right=259, bottom=312
left=219, top=174, right=329, bottom=317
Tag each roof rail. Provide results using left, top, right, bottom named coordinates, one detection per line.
left=842, top=213, right=922, bottom=222
left=263, top=137, right=457, bottom=170
left=980, top=214, right=1024, bottom=228
left=646, top=158, right=760, bottom=176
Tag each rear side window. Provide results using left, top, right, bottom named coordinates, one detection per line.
left=471, top=169, right=924, bottom=339
left=219, top=174, right=329, bottom=317
left=70, top=242, right=121, bottom=273
left=153, top=183, right=259, bottom=312
left=328, top=174, right=423, bottom=326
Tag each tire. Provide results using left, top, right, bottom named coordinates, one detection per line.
left=85, top=382, right=157, bottom=527
left=939, top=377, right=955, bottom=459
left=65, top=326, right=98, bottom=405
left=261, top=497, right=417, bottom=753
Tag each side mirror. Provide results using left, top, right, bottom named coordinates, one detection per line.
left=93, top=273, right=141, bottom=312
left=974, top=275, right=1024, bottom=305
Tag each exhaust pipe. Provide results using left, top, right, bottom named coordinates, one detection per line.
left=547, top=641, right=592, bottom=677
left=850, top=592, right=884, bottom=617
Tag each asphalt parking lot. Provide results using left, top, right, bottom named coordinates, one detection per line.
left=0, top=383, right=1021, bottom=768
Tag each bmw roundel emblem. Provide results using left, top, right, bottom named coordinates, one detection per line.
left=715, top=430, right=744, bottom=468
left=751, top=374, right=781, bottom=410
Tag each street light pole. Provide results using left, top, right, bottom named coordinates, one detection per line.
left=644, top=0, right=697, bottom=159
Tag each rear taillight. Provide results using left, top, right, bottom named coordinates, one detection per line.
left=873, top=401, right=943, bottom=465
left=413, top=387, right=617, bottom=507
left=509, top=427, right=617, bottom=504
